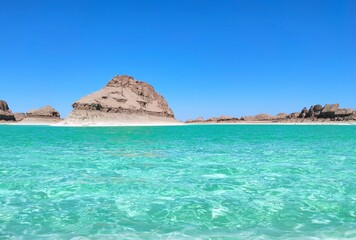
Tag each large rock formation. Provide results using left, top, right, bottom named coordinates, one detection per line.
left=0, top=100, right=15, bottom=121
left=63, top=75, right=178, bottom=125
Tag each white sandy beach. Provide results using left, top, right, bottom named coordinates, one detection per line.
left=2, top=120, right=355, bottom=126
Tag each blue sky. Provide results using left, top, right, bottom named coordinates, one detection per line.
left=0, top=0, right=355, bottom=120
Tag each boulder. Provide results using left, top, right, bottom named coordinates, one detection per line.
left=0, top=100, right=15, bottom=121
left=307, top=104, right=323, bottom=118
left=307, top=106, right=314, bottom=118
left=319, top=104, right=339, bottom=118
left=286, top=112, right=299, bottom=119
left=299, top=107, right=308, bottom=118
left=313, top=104, right=323, bottom=115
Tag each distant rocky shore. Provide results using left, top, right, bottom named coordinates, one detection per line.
left=1, top=74, right=355, bottom=126
left=186, top=104, right=356, bottom=124
left=0, top=101, right=62, bottom=124
left=20, top=106, right=62, bottom=124
left=1, top=75, right=178, bottom=126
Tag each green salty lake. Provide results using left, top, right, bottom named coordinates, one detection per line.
left=0, top=125, right=355, bottom=239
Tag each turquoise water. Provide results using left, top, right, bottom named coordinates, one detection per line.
left=0, top=125, right=355, bottom=239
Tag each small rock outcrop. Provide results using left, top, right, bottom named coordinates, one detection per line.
left=0, top=100, right=10, bottom=112
left=19, top=106, right=61, bottom=123
left=334, top=108, right=354, bottom=117
left=286, top=112, right=299, bottom=119
left=0, top=100, right=15, bottom=121
left=63, top=75, right=178, bottom=125
left=27, top=106, right=61, bottom=118
left=241, top=113, right=289, bottom=122
left=306, top=104, right=323, bottom=118
left=243, top=114, right=275, bottom=121
left=186, top=115, right=241, bottom=123
left=206, top=115, right=240, bottom=123
left=295, top=104, right=356, bottom=121
left=319, top=104, right=340, bottom=118
left=186, top=117, right=205, bottom=123
left=299, top=107, right=309, bottom=118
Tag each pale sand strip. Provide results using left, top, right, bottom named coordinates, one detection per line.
left=1, top=120, right=355, bottom=126
left=55, top=120, right=184, bottom=127
left=185, top=121, right=356, bottom=126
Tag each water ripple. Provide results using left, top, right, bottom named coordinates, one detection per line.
left=0, top=125, right=355, bottom=239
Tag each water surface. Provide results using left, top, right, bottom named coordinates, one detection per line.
left=0, top=125, right=355, bottom=239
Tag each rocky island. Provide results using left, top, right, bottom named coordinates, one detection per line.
left=61, top=75, right=179, bottom=126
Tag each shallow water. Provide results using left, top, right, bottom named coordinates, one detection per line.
left=0, top=125, right=355, bottom=239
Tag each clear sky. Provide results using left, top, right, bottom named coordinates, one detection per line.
left=1, top=0, right=355, bottom=121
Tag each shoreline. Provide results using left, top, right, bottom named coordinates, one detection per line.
left=185, top=121, right=356, bottom=126
left=1, top=121, right=355, bottom=126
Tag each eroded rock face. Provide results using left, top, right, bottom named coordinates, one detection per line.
left=0, top=100, right=15, bottom=121
left=319, top=104, right=340, bottom=118
left=313, top=104, right=323, bottom=116
left=72, top=75, right=174, bottom=117
left=299, top=107, right=308, bottom=118
left=186, top=117, right=205, bottom=123
left=0, top=100, right=10, bottom=112
left=243, top=114, right=275, bottom=121
left=27, top=106, right=61, bottom=118
left=291, top=103, right=355, bottom=121
left=206, top=116, right=240, bottom=123
left=306, top=104, right=322, bottom=118
left=65, top=75, right=176, bottom=124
